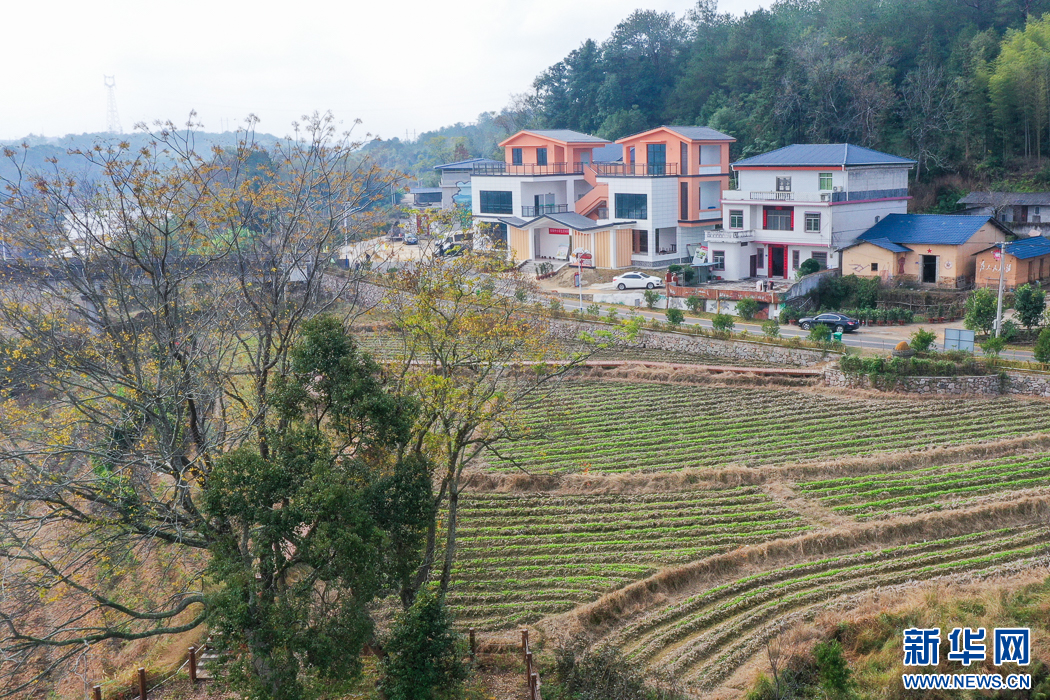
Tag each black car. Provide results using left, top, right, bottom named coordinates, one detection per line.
left=798, top=313, right=860, bottom=333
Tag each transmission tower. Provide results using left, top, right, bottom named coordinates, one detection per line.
left=104, top=75, right=123, bottom=134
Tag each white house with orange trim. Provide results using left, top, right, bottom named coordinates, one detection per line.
left=713, top=144, right=916, bottom=281
left=471, top=126, right=734, bottom=270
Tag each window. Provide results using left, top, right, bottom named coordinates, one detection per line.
left=712, top=250, right=725, bottom=271
left=680, top=182, right=689, bottom=220
left=757, top=248, right=765, bottom=268
left=819, top=172, right=833, bottom=190
left=871, top=262, right=879, bottom=272
left=776, top=177, right=792, bottom=192
left=647, top=144, right=666, bottom=175
left=479, top=190, right=513, bottom=215
left=805, top=212, right=821, bottom=232
left=875, top=215, right=881, bottom=224
left=536, top=148, right=548, bottom=166
left=811, top=252, right=828, bottom=268
left=730, top=210, right=743, bottom=229
left=681, top=142, right=689, bottom=175
left=764, top=206, right=792, bottom=230
left=615, top=193, right=648, bottom=219
left=511, top=148, right=523, bottom=166
left=792, top=250, right=800, bottom=270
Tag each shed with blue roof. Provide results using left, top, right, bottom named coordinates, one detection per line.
left=840, top=214, right=1010, bottom=287
left=974, top=235, right=1050, bottom=290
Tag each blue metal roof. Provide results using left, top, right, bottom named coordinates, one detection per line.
left=864, top=237, right=912, bottom=253
left=856, top=214, right=997, bottom=246
left=1004, top=236, right=1050, bottom=259
left=734, top=144, right=916, bottom=168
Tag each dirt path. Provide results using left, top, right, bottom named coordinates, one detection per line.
left=761, top=480, right=854, bottom=530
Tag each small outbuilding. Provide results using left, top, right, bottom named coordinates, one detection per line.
left=840, top=214, right=1010, bottom=287
left=974, top=236, right=1050, bottom=290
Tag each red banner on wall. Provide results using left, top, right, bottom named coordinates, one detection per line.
left=549, top=228, right=571, bottom=235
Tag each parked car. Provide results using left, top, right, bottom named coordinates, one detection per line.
left=798, top=313, right=860, bottom=333
left=404, top=233, right=419, bottom=245
left=612, top=272, right=664, bottom=290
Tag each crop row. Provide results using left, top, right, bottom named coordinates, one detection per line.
left=593, top=527, right=1047, bottom=686
left=446, top=487, right=808, bottom=629
left=488, top=384, right=1050, bottom=472
left=797, top=453, right=1050, bottom=518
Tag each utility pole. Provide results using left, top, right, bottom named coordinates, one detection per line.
left=994, top=240, right=1007, bottom=337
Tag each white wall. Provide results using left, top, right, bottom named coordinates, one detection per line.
left=699, top=180, right=721, bottom=211
left=847, top=167, right=908, bottom=192
left=709, top=241, right=754, bottom=280
left=536, top=229, right=571, bottom=258
left=521, top=180, right=569, bottom=210
left=831, top=200, right=908, bottom=248
left=700, top=144, right=721, bottom=165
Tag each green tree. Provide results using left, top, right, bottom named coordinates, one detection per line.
left=910, top=327, right=937, bottom=352
left=814, top=640, right=852, bottom=697
left=762, top=318, right=781, bottom=339
left=666, top=307, right=685, bottom=326
left=809, top=323, right=832, bottom=343
left=644, top=289, right=661, bottom=308
left=965, top=288, right=998, bottom=335
left=799, top=257, right=823, bottom=276
left=379, top=586, right=467, bottom=700
left=1014, top=283, right=1046, bottom=331
left=204, top=316, right=431, bottom=699
left=1034, top=326, right=1050, bottom=362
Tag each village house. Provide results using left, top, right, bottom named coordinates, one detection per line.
left=974, top=235, right=1050, bottom=290
left=957, top=191, right=1050, bottom=237
left=840, top=214, right=1010, bottom=287
left=472, top=126, right=734, bottom=270
left=713, top=144, right=915, bottom=281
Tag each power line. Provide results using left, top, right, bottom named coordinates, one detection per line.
left=103, top=75, right=122, bottom=134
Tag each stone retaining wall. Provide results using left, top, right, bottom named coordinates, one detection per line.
left=824, top=368, right=1050, bottom=397
left=549, top=319, right=835, bottom=367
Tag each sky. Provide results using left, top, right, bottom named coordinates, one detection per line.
left=4, top=0, right=766, bottom=142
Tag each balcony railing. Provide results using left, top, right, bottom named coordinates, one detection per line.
left=745, top=191, right=832, bottom=202
left=706, top=229, right=756, bottom=241
left=613, top=208, right=648, bottom=220
left=472, top=162, right=581, bottom=176
left=521, top=203, right=569, bottom=217
left=593, top=163, right=681, bottom=177
left=830, top=188, right=908, bottom=202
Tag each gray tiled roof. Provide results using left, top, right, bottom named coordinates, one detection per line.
left=524, top=212, right=635, bottom=231
left=591, top=144, right=624, bottom=163
left=661, top=125, right=735, bottom=141
left=957, top=191, right=1050, bottom=206
left=524, top=129, right=609, bottom=144
left=734, top=144, right=916, bottom=168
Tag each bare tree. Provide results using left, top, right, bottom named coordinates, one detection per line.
left=0, top=113, right=396, bottom=695
left=899, top=60, right=968, bottom=179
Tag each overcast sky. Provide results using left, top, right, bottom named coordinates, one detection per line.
left=5, top=0, right=767, bottom=142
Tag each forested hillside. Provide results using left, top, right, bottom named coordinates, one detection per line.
left=371, top=0, right=1050, bottom=200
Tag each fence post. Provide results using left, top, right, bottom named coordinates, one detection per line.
left=137, top=668, right=146, bottom=700
left=188, top=646, right=197, bottom=684
left=92, top=686, right=102, bottom=700
left=521, top=629, right=528, bottom=662
left=468, top=628, right=476, bottom=660
left=531, top=672, right=540, bottom=700
left=525, top=651, right=533, bottom=688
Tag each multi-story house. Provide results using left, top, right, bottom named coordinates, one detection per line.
left=472, top=126, right=734, bottom=269
left=711, top=144, right=916, bottom=280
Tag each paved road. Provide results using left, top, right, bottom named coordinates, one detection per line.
left=554, top=296, right=1038, bottom=361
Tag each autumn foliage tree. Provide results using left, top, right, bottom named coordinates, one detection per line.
left=0, top=114, right=400, bottom=695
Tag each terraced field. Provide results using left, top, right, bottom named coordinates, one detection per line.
left=447, top=486, right=808, bottom=630
left=797, top=452, right=1050, bottom=520
left=487, top=382, right=1050, bottom=473
left=605, top=526, right=1050, bottom=690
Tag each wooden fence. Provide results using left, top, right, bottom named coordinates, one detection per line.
left=90, top=645, right=210, bottom=699
left=521, top=629, right=543, bottom=700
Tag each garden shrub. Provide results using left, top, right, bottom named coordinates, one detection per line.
left=666, top=308, right=685, bottom=326
left=808, top=323, right=831, bottom=343
left=762, top=318, right=780, bottom=339
left=910, top=327, right=936, bottom=353
left=1035, top=327, right=1050, bottom=363
left=379, top=586, right=467, bottom=700
left=685, top=295, right=704, bottom=314
left=980, top=335, right=1007, bottom=357
left=736, top=297, right=760, bottom=320
left=712, top=313, right=735, bottom=332
left=799, top=258, right=823, bottom=276
left=643, top=289, right=660, bottom=309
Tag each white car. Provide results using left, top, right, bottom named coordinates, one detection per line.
left=612, top=272, right=664, bottom=290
